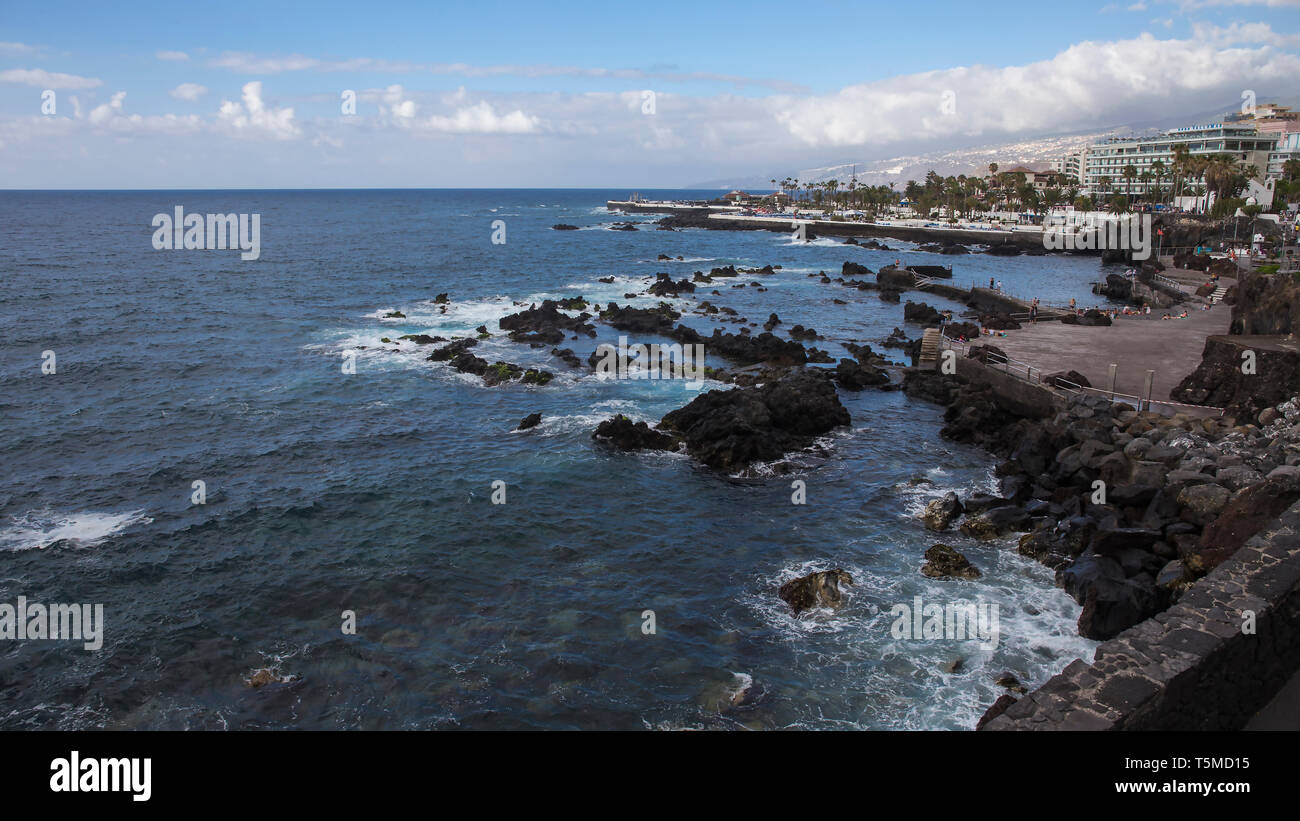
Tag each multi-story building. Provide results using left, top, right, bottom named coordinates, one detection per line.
left=1051, top=150, right=1084, bottom=185
left=1268, top=132, right=1300, bottom=179
left=1080, top=122, right=1276, bottom=197
left=985, top=165, right=1060, bottom=193
left=1229, top=103, right=1300, bottom=138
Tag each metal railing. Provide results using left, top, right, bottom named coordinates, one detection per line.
left=937, top=331, right=1041, bottom=385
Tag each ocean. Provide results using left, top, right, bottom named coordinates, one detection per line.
left=0, top=189, right=1109, bottom=729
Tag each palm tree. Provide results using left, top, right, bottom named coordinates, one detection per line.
left=1151, top=160, right=1166, bottom=205
left=1171, top=145, right=1190, bottom=206
left=1122, top=164, right=1137, bottom=198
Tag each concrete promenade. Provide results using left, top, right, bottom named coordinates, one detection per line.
left=984, top=306, right=1232, bottom=402
left=964, top=267, right=1237, bottom=405
left=702, top=212, right=1048, bottom=248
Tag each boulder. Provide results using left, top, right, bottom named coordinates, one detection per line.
left=1195, top=474, right=1300, bottom=571
left=1176, top=483, right=1231, bottom=526
left=778, top=569, right=853, bottom=616
left=959, top=506, right=1031, bottom=540
left=591, top=415, right=676, bottom=452
left=656, top=368, right=851, bottom=472
left=921, top=492, right=964, bottom=531
left=921, top=543, right=982, bottom=579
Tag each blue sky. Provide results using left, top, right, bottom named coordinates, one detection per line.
left=2, top=0, right=1298, bottom=187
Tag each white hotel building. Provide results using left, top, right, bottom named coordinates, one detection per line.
left=1077, top=123, right=1277, bottom=197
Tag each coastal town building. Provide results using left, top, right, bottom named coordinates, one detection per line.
left=984, top=165, right=1057, bottom=192
left=1267, top=132, right=1300, bottom=179
left=1227, top=102, right=1300, bottom=138
left=1079, top=122, right=1276, bottom=197
left=1051, top=151, right=1084, bottom=184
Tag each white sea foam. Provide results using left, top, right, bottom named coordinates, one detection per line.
left=0, top=509, right=152, bottom=551
left=896, top=464, right=1000, bottom=519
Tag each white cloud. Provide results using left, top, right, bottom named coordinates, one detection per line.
left=382, top=84, right=416, bottom=119
left=156, top=50, right=189, bottom=61
left=88, top=91, right=126, bottom=124
left=210, top=51, right=319, bottom=74
left=423, top=101, right=540, bottom=134
left=1191, top=21, right=1300, bottom=47
left=0, top=42, right=36, bottom=56
left=0, top=68, right=102, bottom=89
left=772, top=33, right=1300, bottom=148
left=217, top=81, right=299, bottom=139
left=170, top=82, right=208, bottom=101
left=74, top=90, right=202, bottom=134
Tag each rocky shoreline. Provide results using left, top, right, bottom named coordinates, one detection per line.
left=373, top=239, right=1300, bottom=727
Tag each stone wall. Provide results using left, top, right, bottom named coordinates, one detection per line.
left=981, top=499, right=1300, bottom=730
left=953, top=355, right=1064, bottom=419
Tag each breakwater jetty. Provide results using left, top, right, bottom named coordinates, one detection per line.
left=606, top=199, right=742, bottom=216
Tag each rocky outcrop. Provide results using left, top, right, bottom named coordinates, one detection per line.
left=1229, top=267, right=1300, bottom=335
left=599, top=302, right=681, bottom=335
left=427, top=338, right=553, bottom=386
left=921, top=543, right=982, bottom=579
left=592, top=415, right=676, bottom=451
left=647, top=273, right=696, bottom=297
left=659, top=369, right=850, bottom=471
left=778, top=569, right=854, bottom=616
left=499, top=300, right=597, bottom=344
left=903, top=301, right=944, bottom=326
left=592, top=368, right=850, bottom=471
left=1172, top=336, right=1300, bottom=417
left=920, top=492, right=963, bottom=531
left=1059, top=309, right=1112, bottom=326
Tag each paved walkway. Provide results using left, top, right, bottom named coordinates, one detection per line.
left=981, top=306, right=1232, bottom=402
left=968, top=269, right=1237, bottom=403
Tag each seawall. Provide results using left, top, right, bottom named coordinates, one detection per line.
left=707, top=214, right=1048, bottom=249
left=982, top=498, right=1300, bottom=730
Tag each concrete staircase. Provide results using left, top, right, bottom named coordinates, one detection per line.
left=1209, top=284, right=1228, bottom=304
left=919, top=328, right=941, bottom=364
